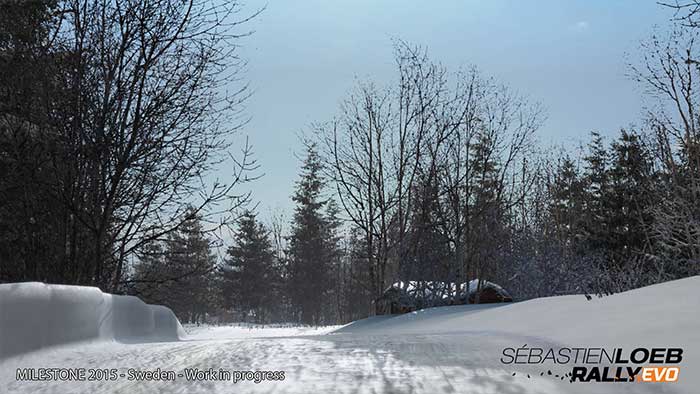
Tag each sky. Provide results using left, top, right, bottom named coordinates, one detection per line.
left=221, top=0, right=674, bottom=220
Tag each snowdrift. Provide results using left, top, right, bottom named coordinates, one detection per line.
left=0, top=282, right=185, bottom=359
left=336, top=276, right=700, bottom=387
left=337, top=276, right=700, bottom=346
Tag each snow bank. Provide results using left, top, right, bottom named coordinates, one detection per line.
left=333, top=277, right=700, bottom=391
left=0, top=282, right=185, bottom=359
left=338, top=276, right=700, bottom=344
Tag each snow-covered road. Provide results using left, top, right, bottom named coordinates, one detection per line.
left=0, top=323, right=688, bottom=393
left=0, top=327, right=620, bottom=394
left=1, top=277, right=698, bottom=394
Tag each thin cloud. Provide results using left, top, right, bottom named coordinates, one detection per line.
left=571, top=21, right=590, bottom=31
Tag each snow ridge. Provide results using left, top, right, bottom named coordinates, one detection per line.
left=0, top=282, right=184, bottom=360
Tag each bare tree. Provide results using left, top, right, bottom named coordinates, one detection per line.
left=318, top=42, right=544, bottom=303
left=318, top=42, right=442, bottom=299
left=631, top=23, right=700, bottom=277
left=0, top=0, right=261, bottom=290
left=425, top=67, right=544, bottom=301
left=660, top=0, right=700, bottom=27
left=267, top=207, right=288, bottom=264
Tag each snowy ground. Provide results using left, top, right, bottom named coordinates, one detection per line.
left=1, top=277, right=698, bottom=393
left=183, top=322, right=342, bottom=339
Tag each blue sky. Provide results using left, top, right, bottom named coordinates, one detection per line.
left=223, top=0, right=674, bottom=220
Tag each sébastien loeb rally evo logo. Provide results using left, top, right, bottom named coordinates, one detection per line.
left=501, top=346, right=683, bottom=383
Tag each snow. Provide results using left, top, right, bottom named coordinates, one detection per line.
left=184, top=323, right=342, bottom=340
left=1, top=277, right=698, bottom=393
left=0, top=282, right=184, bottom=359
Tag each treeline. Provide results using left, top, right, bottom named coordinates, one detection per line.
left=310, top=38, right=698, bottom=313
left=203, top=19, right=700, bottom=323
left=132, top=147, right=355, bottom=325
left=132, top=117, right=697, bottom=326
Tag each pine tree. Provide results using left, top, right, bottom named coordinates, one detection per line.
left=581, top=131, right=611, bottom=255
left=403, top=171, right=452, bottom=285
left=132, top=210, right=217, bottom=324
left=342, top=227, right=374, bottom=322
left=467, top=130, right=506, bottom=291
left=321, top=199, right=344, bottom=323
left=548, top=156, right=585, bottom=245
left=222, top=210, right=276, bottom=323
left=164, top=210, right=218, bottom=323
left=132, top=240, right=167, bottom=301
left=606, top=130, right=654, bottom=266
left=470, top=131, right=501, bottom=209
left=287, top=143, right=340, bottom=325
